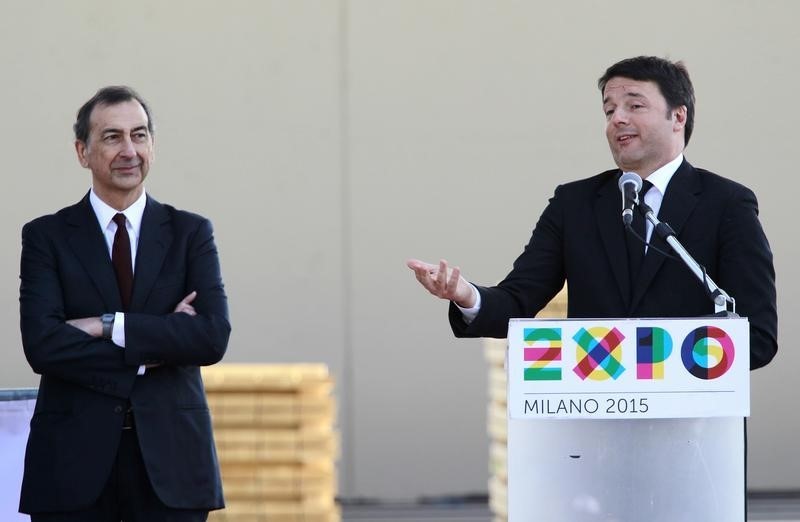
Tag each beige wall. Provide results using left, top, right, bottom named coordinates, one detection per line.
left=1, top=0, right=797, bottom=499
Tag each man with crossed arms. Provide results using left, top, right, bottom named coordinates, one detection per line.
left=20, top=86, right=230, bottom=521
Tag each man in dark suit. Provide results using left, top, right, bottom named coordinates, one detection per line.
left=19, top=86, right=231, bottom=521
left=408, top=56, right=777, bottom=370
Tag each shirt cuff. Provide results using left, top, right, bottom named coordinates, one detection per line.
left=111, top=312, right=126, bottom=347
left=455, top=284, right=481, bottom=324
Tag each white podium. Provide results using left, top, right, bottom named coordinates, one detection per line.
left=506, top=318, right=749, bottom=521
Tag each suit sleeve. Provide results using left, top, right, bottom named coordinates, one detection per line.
left=716, top=186, right=777, bottom=370
left=122, top=218, right=231, bottom=367
left=449, top=185, right=567, bottom=338
left=19, top=220, right=138, bottom=399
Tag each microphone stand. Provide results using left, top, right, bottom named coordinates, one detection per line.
left=638, top=202, right=736, bottom=315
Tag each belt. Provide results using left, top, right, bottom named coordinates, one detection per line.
left=122, top=408, right=135, bottom=430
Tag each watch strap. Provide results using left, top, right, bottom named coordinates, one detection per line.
left=101, top=313, right=115, bottom=339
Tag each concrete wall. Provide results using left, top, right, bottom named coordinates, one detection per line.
left=0, top=0, right=797, bottom=499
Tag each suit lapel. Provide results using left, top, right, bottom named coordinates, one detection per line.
left=595, top=172, right=632, bottom=310
left=130, top=196, right=172, bottom=311
left=66, top=194, right=123, bottom=311
left=630, top=160, right=701, bottom=312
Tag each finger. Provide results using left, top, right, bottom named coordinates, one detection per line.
left=177, top=304, right=197, bottom=316
left=436, top=259, right=449, bottom=288
left=408, top=259, right=437, bottom=278
left=409, top=261, right=439, bottom=291
left=407, top=258, right=432, bottom=271
left=180, top=291, right=198, bottom=305
left=447, top=266, right=461, bottom=297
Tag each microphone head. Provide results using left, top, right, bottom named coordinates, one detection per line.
left=618, top=172, right=643, bottom=192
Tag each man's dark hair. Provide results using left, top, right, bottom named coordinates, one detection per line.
left=73, top=86, right=154, bottom=143
left=598, top=56, right=695, bottom=146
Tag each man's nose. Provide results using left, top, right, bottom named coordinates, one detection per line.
left=611, top=108, right=629, bottom=125
left=118, top=137, right=136, bottom=157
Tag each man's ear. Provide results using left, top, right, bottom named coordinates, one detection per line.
left=75, top=140, right=89, bottom=168
left=673, top=106, right=687, bottom=132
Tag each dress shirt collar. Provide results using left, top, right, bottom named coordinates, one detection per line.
left=89, top=188, right=147, bottom=233
left=624, top=153, right=684, bottom=197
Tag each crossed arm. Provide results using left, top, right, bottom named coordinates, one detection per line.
left=66, top=291, right=199, bottom=337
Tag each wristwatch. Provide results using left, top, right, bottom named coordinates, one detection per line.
left=101, top=313, right=115, bottom=339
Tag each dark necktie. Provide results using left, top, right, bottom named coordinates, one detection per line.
left=626, top=180, right=653, bottom=284
left=112, top=213, right=133, bottom=311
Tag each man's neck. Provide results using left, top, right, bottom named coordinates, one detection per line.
left=93, top=188, right=144, bottom=212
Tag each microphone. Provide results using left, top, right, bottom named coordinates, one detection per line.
left=617, top=172, right=643, bottom=226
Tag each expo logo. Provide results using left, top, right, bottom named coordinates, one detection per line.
left=523, top=326, right=735, bottom=382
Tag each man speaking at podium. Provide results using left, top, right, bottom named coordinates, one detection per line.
left=18, top=86, right=231, bottom=521
left=408, top=56, right=777, bottom=370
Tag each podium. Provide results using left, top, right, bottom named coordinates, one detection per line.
left=506, top=317, right=749, bottom=521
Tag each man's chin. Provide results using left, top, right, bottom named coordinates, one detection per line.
left=112, top=176, right=145, bottom=192
left=113, top=170, right=145, bottom=182
left=612, top=152, right=641, bottom=173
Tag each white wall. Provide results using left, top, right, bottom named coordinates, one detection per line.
left=0, top=0, right=797, bottom=499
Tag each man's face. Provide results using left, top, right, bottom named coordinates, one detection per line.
left=603, top=77, right=685, bottom=176
left=75, top=100, right=154, bottom=202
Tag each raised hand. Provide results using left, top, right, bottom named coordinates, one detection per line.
left=406, top=258, right=476, bottom=308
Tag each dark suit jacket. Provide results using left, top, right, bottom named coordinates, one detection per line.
left=19, top=193, right=231, bottom=513
left=450, top=160, right=777, bottom=369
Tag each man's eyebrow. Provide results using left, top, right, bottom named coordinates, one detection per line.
left=603, top=91, right=646, bottom=105
left=100, top=125, right=148, bottom=135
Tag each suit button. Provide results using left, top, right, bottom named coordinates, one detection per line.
left=114, top=405, right=123, bottom=414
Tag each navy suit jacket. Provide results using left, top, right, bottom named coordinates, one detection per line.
left=19, top=193, right=231, bottom=513
left=450, top=160, right=777, bottom=369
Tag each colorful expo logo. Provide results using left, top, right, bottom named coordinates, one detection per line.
left=523, top=326, right=735, bottom=381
